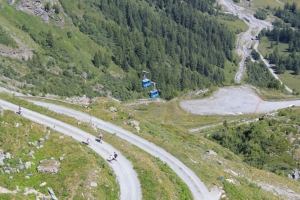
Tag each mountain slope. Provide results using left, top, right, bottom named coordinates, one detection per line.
left=0, top=0, right=237, bottom=100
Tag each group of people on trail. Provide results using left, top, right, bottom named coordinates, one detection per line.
left=107, top=152, right=118, bottom=163
left=85, top=132, right=103, bottom=146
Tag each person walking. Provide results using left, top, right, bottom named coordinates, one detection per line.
left=99, top=133, right=103, bottom=144
left=86, top=137, right=91, bottom=146
left=107, top=154, right=114, bottom=163
left=17, top=106, right=22, bottom=114
left=113, top=152, right=118, bottom=161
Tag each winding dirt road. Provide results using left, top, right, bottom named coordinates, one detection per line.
left=219, top=0, right=292, bottom=92
left=0, top=99, right=142, bottom=200
left=29, top=100, right=222, bottom=200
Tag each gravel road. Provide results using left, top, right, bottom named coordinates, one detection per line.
left=219, top=0, right=292, bottom=92
left=29, top=100, right=222, bottom=200
left=0, top=99, right=142, bottom=200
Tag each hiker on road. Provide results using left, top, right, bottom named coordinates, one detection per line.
left=114, top=152, right=118, bottom=161
left=87, top=137, right=91, bottom=145
left=16, top=106, right=22, bottom=114
left=107, top=155, right=114, bottom=163
left=99, top=133, right=103, bottom=144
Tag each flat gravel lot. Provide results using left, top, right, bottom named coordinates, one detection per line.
left=180, top=85, right=300, bottom=115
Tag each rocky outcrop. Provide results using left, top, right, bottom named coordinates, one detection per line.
left=15, top=0, right=49, bottom=22
left=6, top=0, right=15, bottom=5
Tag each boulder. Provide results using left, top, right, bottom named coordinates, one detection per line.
left=0, top=154, right=5, bottom=166
left=39, top=182, right=47, bottom=187
left=29, top=150, right=35, bottom=159
left=6, top=152, right=11, bottom=159
left=17, top=164, right=24, bottom=170
left=204, top=150, right=218, bottom=156
left=39, top=138, right=45, bottom=143
left=109, top=106, right=117, bottom=112
left=25, top=162, right=32, bottom=169
left=292, top=169, right=299, bottom=180
left=90, top=182, right=97, bottom=187
left=6, top=0, right=15, bottom=5
left=37, top=159, right=60, bottom=173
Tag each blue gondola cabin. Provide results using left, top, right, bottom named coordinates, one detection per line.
left=142, top=79, right=151, bottom=88
left=149, top=90, right=159, bottom=98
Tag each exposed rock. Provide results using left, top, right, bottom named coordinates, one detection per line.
left=0, top=154, right=5, bottom=166
left=9, top=176, right=13, bottom=179
left=37, top=159, right=60, bottom=173
left=292, top=169, right=299, bottom=180
left=5, top=170, right=10, bottom=174
left=19, top=158, right=22, bottom=165
left=217, top=160, right=223, bottom=165
left=15, top=122, right=20, bottom=127
left=5, top=152, right=11, bottom=159
left=39, top=182, right=47, bottom=187
left=109, top=106, right=117, bottom=112
left=25, top=175, right=30, bottom=179
left=44, top=135, right=49, bottom=140
left=128, top=120, right=140, bottom=132
left=15, top=0, right=49, bottom=22
left=10, top=168, right=19, bottom=173
left=17, top=164, right=24, bottom=170
left=59, top=136, right=64, bottom=139
left=59, top=157, right=64, bottom=161
left=25, top=161, right=32, bottom=169
left=204, top=150, right=218, bottom=156
left=29, top=150, right=35, bottom=159
left=90, top=182, right=97, bottom=187
left=6, top=0, right=15, bottom=5
left=39, top=138, right=45, bottom=143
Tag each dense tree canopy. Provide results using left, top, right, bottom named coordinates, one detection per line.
left=59, top=0, right=235, bottom=100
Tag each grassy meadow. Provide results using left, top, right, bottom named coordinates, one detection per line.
left=0, top=109, right=118, bottom=200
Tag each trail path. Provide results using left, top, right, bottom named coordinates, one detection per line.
left=29, top=100, right=222, bottom=200
left=0, top=99, right=142, bottom=200
left=219, top=0, right=292, bottom=92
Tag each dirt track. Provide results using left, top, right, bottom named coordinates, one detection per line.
left=180, top=85, right=300, bottom=115
left=29, top=100, right=222, bottom=200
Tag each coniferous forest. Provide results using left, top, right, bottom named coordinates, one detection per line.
left=258, top=2, right=300, bottom=75
left=58, top=0, right=235, bottom=100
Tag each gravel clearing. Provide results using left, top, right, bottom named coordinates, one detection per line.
left=0, top=99, right=142, bottom=200
left=180, top=85, right=300, bottom=115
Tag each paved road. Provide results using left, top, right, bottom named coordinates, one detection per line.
left=30, top=100, right=221, bottom=200
left=0, top=99, right=142, bottom=200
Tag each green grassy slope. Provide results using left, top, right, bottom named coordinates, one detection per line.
left=0, top=110, right=118, bottom=199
